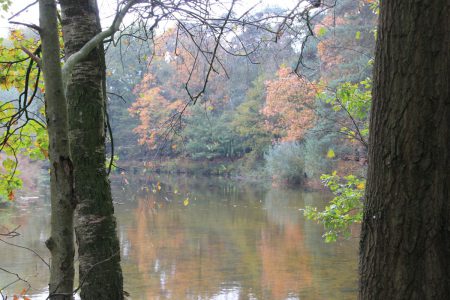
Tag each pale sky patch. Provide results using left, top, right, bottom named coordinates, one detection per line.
left=0, top=0, right=299, bottom=37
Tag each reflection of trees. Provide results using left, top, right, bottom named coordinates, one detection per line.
left=0, top=203, right=50, bottom=295
left=301, top=192, right=359, bottom=300
left=260, top=189, right=314, bottom=299
left=125, top=181, right=312, bottom=299
left=0, top=174, right=358, bottom=298
left=119, top=175, right=358, bottom=299
left=260, top=222, right=313, bottom=299
left=127, top=196, right=228, bottom=299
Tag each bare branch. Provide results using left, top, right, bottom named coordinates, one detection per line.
left=0, top=266, right=32, bottom=292
left=0, top=238, right=50, bottom=268
left=9, top=21, right=41, bottom=32
left=62, top=0, right=142, bottom=87
left=20, top=46, right=42, bottom=68
left=0, top=225, right=21, bottom=238
left=8, top=0, right=39, bottom=21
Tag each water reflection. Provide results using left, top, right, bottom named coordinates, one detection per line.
left=0, top=200, right=51, bottom=297
left=0, top=175, right=358, bottom=299
left=116, top=175, right=358, bottom=300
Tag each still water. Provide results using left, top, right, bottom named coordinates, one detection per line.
left=0, top=175, right=358, bottom=299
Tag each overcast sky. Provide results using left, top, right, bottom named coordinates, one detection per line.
left=0, top=0, right=123, bottom=35
left=0, top=0, right=298, bottom=37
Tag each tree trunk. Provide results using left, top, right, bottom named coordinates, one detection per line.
left=359, top=1, right=450, bottom=299
left=59, top=1, right=124, bottom=299
left=39, top=0, right=75, bottom=298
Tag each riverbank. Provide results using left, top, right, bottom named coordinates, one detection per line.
left=115, top=157, right=333, bottom=191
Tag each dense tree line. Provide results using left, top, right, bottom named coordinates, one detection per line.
left=112, top=0, right=376, bottom=185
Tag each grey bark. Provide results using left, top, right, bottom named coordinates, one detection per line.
left=59, top=0, right=124, bottom=298
left=39, top=0, right=75, bottom=298
left=359, top=1, right=450, bottom=299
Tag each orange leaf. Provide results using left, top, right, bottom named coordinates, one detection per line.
left=41, top=149, right=49, bottom=159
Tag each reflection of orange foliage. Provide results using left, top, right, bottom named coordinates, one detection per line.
left=125, top=189, right=321, bottom=299
left=262, top=67, right=316, bottom=141
left=127, top=197, right=226, bottom=299
left=259, top=222, right=313, bottom=299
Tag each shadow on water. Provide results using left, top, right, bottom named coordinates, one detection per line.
left=0, top=173, right=358, bottom=299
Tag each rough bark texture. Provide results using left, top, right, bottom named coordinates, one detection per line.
left=39, top=0, right=75, bottom=298
left=359, top=1, right=450, bottom=299
left=59, top=0, right=124, bottom=299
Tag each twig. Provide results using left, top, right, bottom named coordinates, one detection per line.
left=0, top=238, right=49, bottom=268
left=20, top=46, right=42, bottom=68
left=9, top=21, right=41, bottom=32
left=8, top=1, right=39, bottom=21
left=0, top=266, right=32, bottom=292
left=0, top=225, right=21, bottom=238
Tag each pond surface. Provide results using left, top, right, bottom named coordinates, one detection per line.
left=0, top=174, right=358, bottom=299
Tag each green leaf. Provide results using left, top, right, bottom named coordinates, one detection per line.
left=317, top=27, right=327, bottom=37
left=2, top=158, right=15, bottom=170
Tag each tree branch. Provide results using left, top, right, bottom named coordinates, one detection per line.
left=8, top=1, right=39, bottom=21
left=9, top=21, right=41, bottom=32
left=62, top=0, right=142, bottom=87
left=20, top=45, right=42, bottom=68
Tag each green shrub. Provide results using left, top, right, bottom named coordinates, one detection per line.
left=264, top=142, right=305, bottom=184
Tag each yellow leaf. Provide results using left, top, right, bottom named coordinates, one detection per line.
left=326, top=149, right=335, bottom=159
left=183, top=198, right=189, bottom=206
left=357, top=182, right=365, bottom=190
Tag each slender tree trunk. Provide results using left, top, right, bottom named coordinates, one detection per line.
left=39, top=0, right=75, bottom=298
left=59, top=1, right=124, bottom=299
left=359, top=1, right=450, bottom=299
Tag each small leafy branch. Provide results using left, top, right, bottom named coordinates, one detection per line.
left=319, top=79, right=372, bottom=149
left=304, top=171, right=365, bottom=242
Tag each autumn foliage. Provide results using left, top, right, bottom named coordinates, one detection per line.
left=126, top=0, right=377, bottom=188
left=262, top=67, right=316, bottom=142
left=129, top=72, right=184, bottom=149
left=128, top=29, right=228, bottom=151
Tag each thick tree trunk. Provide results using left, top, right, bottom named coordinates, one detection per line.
left=39, top=0, right=75, bottom=298
left=59, top=1, right=124, bottom=299
left=359, top=1, right=450, bottom=299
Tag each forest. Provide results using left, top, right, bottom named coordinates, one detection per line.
left=0, top=0, right=449, bottom=299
